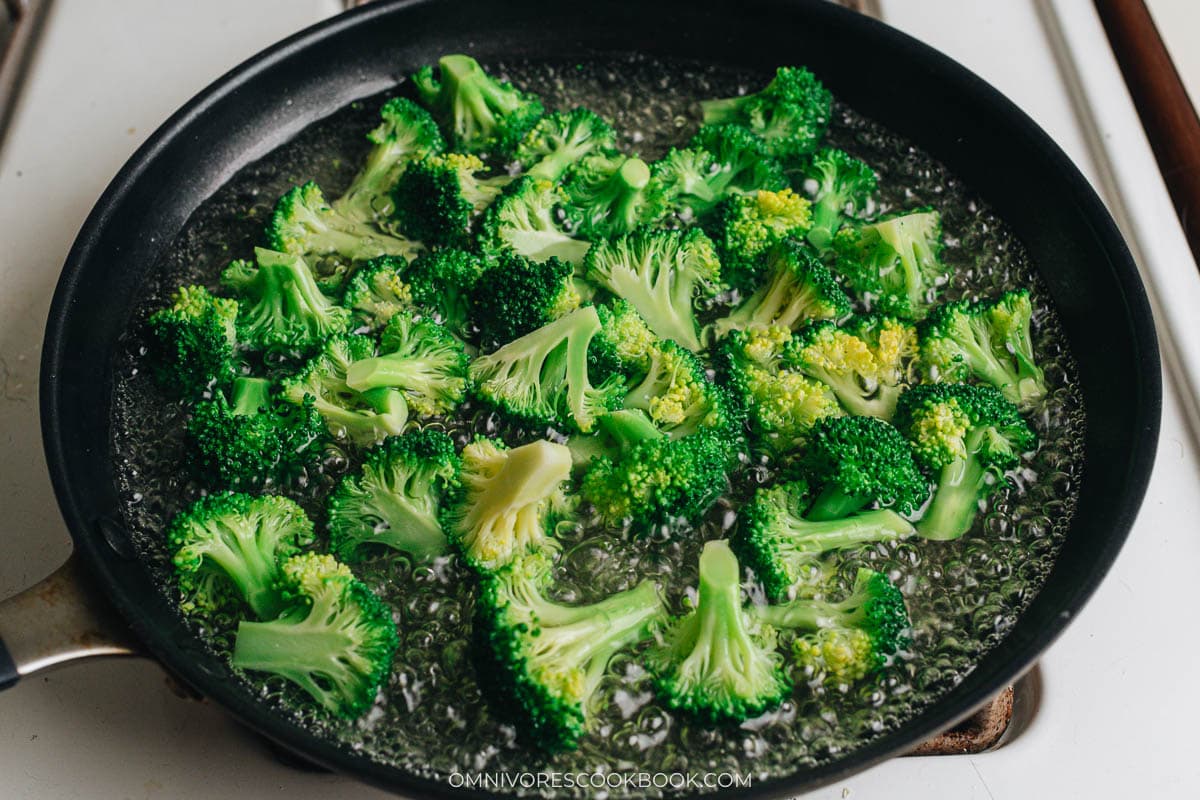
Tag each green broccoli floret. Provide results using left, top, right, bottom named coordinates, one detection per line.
left=647, top=540, right=789, bottom=724
left=756, top=568, right=910, bottom=686
left=562, top=153, right=670, bottom=239
left=186, top=376, right=327, bottom=489
left=514, top=107, right=618, bottom=183
left=403, top=247, right=486, bottom=336
left=478, top=176, right=591, bottom=267
left=469, top=306, right=624, bottom=434
left=711, top=188, right=813, bottom=289
left=146, top=285, right=239, bottom=396
left=679, top=124, right=789, bottom=207
left=472, top=252, right=582, bottom=347
left=267, top=182, right=423, bottom=267
left=700, top=66, right=832, bottom=160
left=281, top=334, right=409, bottom=446
left=895, top=383, right=1036, bottom=541
left=832, top=208, right=949, bottom=319
left=412, top=54, right=544, bottom=156
left=442, top=438, right=573, bottom=573
left=734, top=478, right=914, bottom=601
left=327, top=429, right=460, bottom=562
left=391, top=152, right=512, bottom=248
left=341, top=256, right=414, bottom=331
left=583, top=227, right=722, bottom=352
left=623, top=339, right=735, bottom=438
left=796, top=148, right=876, bottom=251
left=332, top=97, right=445, bottom=224
left=800, top=415, right=929, bottom=521
left=712, top=239, right=851, bottom=338
left=587, top=300, right=659, bottom=383
left=920, top=290, right=1046, bottom=408
left=476, top=553, right=664, bottom=751
left=342, top=310, right=469, bottom=417
left=230, top=552, right=398, bottom=717
left=167, top=492, right=315, bottom=619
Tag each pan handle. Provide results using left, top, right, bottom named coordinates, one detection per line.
left=0, top=552, right=142, bottom=690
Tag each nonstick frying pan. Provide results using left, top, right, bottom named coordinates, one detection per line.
left=0, top=0, right=1161, bottom=796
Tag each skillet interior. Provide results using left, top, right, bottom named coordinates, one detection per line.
left=41, top=0, right=1160, bottom=796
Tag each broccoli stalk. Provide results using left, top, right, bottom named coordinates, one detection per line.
left=833, top=209, right=948, bottom=319
left=699, top=66, right=832, bottom=159
left=797, top=148, right=876, bottom=251
left=146, top=285, right=239, bottom=397
left=514, top=107, right=618, bottom=182
left=267, top=182, right=423, bottom=266
left=563, top=154, right=670, bottom=239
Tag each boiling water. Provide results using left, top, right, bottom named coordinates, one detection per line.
left=110, top=55, right=1084, bottom=795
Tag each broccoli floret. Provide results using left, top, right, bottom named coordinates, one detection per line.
left=342, top=310, right=469, bottom=417
left=443, top=438, right=573, bottom=573
left=230, top=552, right=398, bottom=717
left=796, top=148, right=876, bottom=251
left=734, top=478, right=914, bottom=601
left=584, top=228, right=722, bottom=352
left=187, top=376, right=327, bottom=489
left=676, top=124, right=789, bottom=208
left=478, top=177, right=591, bottom=267
left=756, top=568, right=910, bottom=686
left=920, top=290, right=1046, bottom=408
left=624, top=339, right=735, bottom=438
left=341, top=256, right=414, bottom=331
left=784, top=315, right=918, bottom=420
left=391, top=152, right=512, bottom=248
left=514, top=107, right=618, bottom=183
left=700, top=66, right=832, bottom=160
left=800, top=415, right=929, bottom=521
left=832, top=208, right=949, bottom=319
left=476, top=554, right=664, bottom=751
left=281, top=334, right=409, bottom=446
left=895, top=383, right=1036, bottom=541
left=472, top=252, right=582, bottom=347
left=267, top=182, right=423, bottom=267
left=711, top=188, right=813, bottom=289
left=647, top=540, right=789, bottom=724
left=404, top=247, right=486, bottom=336
left=327, top=429, right=460, bottom=562
left=332, top=97, right=445, bottom=224
left=587, top=300, right=659, bottom=382
left=562, top=153, right=670, bottom=239
left=167, top=492, right=315, bottom=619
left=469, top=306, right=624, bottom=433
left=713, top=239, right=851, bottom=338
left=146, top=285, right=239, bottom=396
left=412, top=54, right=544, bottom=156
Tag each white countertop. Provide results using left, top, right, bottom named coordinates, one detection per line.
left=1, top=1, right=1198, bottom=798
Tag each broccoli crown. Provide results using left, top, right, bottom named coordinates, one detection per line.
left=647, top=540, right=789, bottom=724
left=187, top=376, right=328, bottom=489
left=588, top=299, right=659, bottom=381
left=784, top=315, right=918, bottom=420
left=651, top=147, right=725, bottom=218
left=146, top=284, right=239, bottom=397
left=333, top=97, right=446, bottom=224
left=687, top=123, right=789, bottom=197
left=797, top=148, right=877, bottom=251
left=266, top=182, right=422, bottom=266
left=562, top=154, right=670, bottom=239
left=413, top=54, right=544, bottom=156
left=341, top=256, right=414, bottom=331
left=472, top=251, right=582, bottom=347
left=478, top=176, right=591, bottom=266
left=712, top=188, right=813, bottom=289
left=391, top=153, right=510, bottom=248
left=281, top=333, right=409, bottom=446
left=404, top=247, right=485, bottom=335
left=734, top=479, right=914, bottom=601
left=700, top=66, right=832, bottom=160
left=442, top=438, right=573, bottom=573
left=475, top=554, right=665, bottom=751
left=920, top=290, right=1046, bottom=408
left=343, top=310, right=469, bottom=417
left=832, top=208, right=948, bottom=320
left=230, top=552, right=398, bottom=718
left=713, top=239, right=851, bottom=338
left=514, top=107, right=618, bottom=183
left=624, top=339, right=737, bottom=439
left=327, top=428, right=460, bottom=562
left=800, top=414, right=929, bottom=519
left=167, top=492, right=315, bottom=620
left=583, top=227, right=722, bottom=352
left=469, top=305, right=624, bottom=434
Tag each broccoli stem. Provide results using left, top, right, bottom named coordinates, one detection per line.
left=231, top=377, right=272, bottom=416
left=779, top=509, right=914, bottom=552
left=699, top=97, right=744, bottom=124
left=232, top=617, right=352, bottom=673
left=597, top=408, right=663, bottom=450
left=344, top=355, right=434, bottom=393
left=806, top=484, right=871, bottom=521
left=918, top=454, right=988, bottom=541
left=754, top=597, right=846, bottom=630
left=807, top=193, right=844, bottom=250
left=355, top=491, right=448, bottom=559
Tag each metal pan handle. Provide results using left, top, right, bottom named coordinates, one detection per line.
left=0, top=552, right=141, bottom=690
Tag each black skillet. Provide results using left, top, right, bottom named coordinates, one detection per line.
left=0, top=0, right=1161, bottom=796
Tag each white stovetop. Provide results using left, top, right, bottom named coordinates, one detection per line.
left=2, top=2, right=1198, bottom=798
